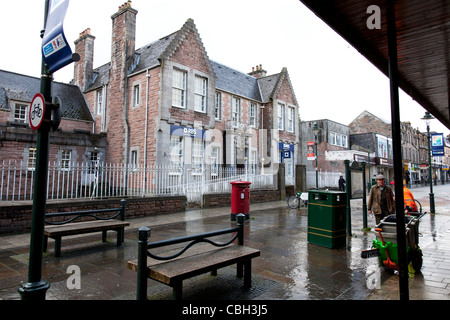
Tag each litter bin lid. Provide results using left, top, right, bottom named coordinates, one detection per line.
left=230, top=181, right=252, bottom=185
left=307, top=189, right=345, bottom=194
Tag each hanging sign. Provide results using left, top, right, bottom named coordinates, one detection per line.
left=431, top=133, right=444, bottom=156
left=307, top=141, right=315, bottom=160
left=41, top=0, right=75, bottom=73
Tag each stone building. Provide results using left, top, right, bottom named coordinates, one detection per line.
left=0, top=70, right=105, bottom=166
left=72, top=2, right=300, bottom=183
left=349, top=110, right=394, bottom=182
left=0, top=69, right=106, bottom=200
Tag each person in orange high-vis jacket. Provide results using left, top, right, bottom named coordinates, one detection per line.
left=403, top=185, right=418, bottom=213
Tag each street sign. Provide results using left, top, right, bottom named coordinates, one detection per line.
left=41, top=0, right=74, bottom=73
left=29, top=93, right=46, bottom=130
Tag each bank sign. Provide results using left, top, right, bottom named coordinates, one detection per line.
left=431, top=133, right=444, bottom=156
left=170, top=125, right=205, bottom=139
left=41, top=0, right=74, bottom=73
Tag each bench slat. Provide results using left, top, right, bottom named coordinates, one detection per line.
left=127, top=245, right=260, bottom=285
left=45, top=220, right=129, bottom=237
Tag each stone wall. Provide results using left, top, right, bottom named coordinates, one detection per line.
left=203, top=189, right=281, bottom=209
left=0, top=195, right=186, bottom=235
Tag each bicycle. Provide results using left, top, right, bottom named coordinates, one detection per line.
left=287, top=192, right=308, bottom=209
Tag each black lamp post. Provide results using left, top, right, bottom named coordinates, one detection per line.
left=421, top=111, right=435, bottom=214
left=312, top=123, right=320, bottom=189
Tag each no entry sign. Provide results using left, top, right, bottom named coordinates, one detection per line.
left=29, top=93, right=45, bottom=130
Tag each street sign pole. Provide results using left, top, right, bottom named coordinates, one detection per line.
left=18, top=0, right=53, bottom=300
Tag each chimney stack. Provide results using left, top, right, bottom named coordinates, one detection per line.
left=248, top=64, right=267, bottom=78
left=73, top=28, right=95, bottom=91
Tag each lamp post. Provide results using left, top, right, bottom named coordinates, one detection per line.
left=421, top=111, right=435, bottom=213
left=312, top=123, right=320, bottom=189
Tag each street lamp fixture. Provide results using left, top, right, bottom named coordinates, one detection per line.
left=421, top=111, right=435, bottom=213
left=312, top=123, right=320, bottom=189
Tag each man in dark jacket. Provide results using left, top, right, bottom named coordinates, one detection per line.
left=368, top=174, right=395, bottom=224
left=338, top=176, right=346, bottom=191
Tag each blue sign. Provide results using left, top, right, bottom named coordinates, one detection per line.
left=431, top=133, right=444, bottom=156
left=278, top=142, right=294, bottom=151
left=41, top=0, right=74, bottom=73
left=170, top=125, right=205, bottom=139
left=282, top=151, right=291, bottom=159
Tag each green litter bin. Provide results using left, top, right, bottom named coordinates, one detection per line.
left=307, top=190, right=347, bottom=248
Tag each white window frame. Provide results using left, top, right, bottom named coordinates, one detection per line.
left=170, top=135, right=184, bottom=165
left=60, top=150, right=72, bottom=171
left=215, top=92, right=222, bottom=120
left=130, top=149, right=138, bottom=170
left=133, top=84, right=140, bottom=107
left=14, top=103, right=27, bottom=123
left=192, top=138, right=204, bottom=168
left=288, top=107, right=295, bottom=132
left=232, top=97, right=240, bottom=127
left=96, top=89, right=103, bottom=115
left=194, top=76, right=207, bottom=112
left=330, top=131, right=348, bottom=148
left=28, top=147, right=37, bottom=171
left=172, top=69, right=187, bottom=108
left=250, top=103, right=257, bottom=127
left=278, top=103, right=285, bottom=131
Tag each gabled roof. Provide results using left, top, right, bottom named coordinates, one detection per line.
left=0, top=69, right=93, bottom=122
left=258, top=68, right=299, bottom=105
left=86, top=19, right=298, bottom=106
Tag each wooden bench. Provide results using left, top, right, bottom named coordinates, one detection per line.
left=127, top=213, right=260, bottom=300
left=44, top=199, right=129, bottom=257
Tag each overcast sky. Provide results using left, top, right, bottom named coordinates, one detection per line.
left=1, top=0, right=448, bottom=136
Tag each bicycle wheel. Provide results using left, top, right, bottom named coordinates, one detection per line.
left=287, top=195, right=299, bottom=209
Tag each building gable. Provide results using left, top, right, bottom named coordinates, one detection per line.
left=161, top=19, right=214, bottom=75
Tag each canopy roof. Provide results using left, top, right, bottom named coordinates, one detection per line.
left=299, top=0, right=449, bottom=129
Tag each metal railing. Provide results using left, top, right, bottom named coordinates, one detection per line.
left=0, top=160, right=276, bottom=204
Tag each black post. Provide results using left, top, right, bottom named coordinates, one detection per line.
left=120, top=199, right=127, bottom=221
left=387, top=0, right=409, bottom=300
left=344, top=160, right=351, bottom=235
left=137, top=226, right=150, bottom=301
left=18, top=0, right=52, bottom=300
left=236, top=213, right=245, bottom=246
left=361, top=162, right=368, bottom=229
left=425, top=121, right=435, bottom=213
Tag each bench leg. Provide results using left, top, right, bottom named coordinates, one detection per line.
left=172, top=281, right=183, bottom=300
left=237, top=262, right=243, bottom=278
left=102, top=230, right=107, bottom=243
left=54, top=236, right=62, bottom=258
left=243, top=260, right=252, bottom=288
left=116, top=228, right=124, bottom=246
left=210, top=269, right=217, bottom=276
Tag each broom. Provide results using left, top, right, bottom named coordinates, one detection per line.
left=375, top=228, right=398, bottom=270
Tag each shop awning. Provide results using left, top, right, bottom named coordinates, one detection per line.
left=299, top=0, right=450, bottom=129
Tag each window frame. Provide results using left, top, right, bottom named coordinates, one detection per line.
left=14, top=103, right=27, bottom=124
left=194, top=76, right=207, bottom=113
left=172, top=69, right=187, bottom=108
left=232, top=97, right=240, bottom=127
left=278, top=103, right=285, bottom=131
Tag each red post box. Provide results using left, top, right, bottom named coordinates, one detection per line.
left=230, top=180, right=251, bottom=221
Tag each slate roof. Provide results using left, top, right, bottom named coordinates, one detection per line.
left=211, top=61, right=261, bottom=102
left=0, top=69, right=93, bottom=122
left=85, top=19, right=293, bottom=105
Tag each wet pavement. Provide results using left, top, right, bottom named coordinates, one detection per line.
left=0, top=184, right=449, bottom=302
